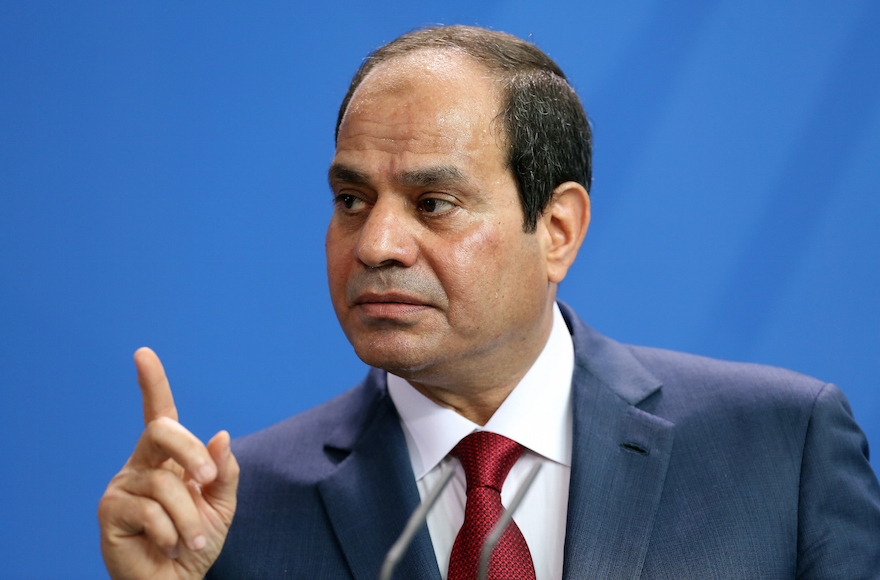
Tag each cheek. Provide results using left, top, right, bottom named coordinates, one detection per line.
left=325, top=227, right=350, bottom=303
left=433, top=227, right=507, bottom=306
left=446, top=226, right=545, bottom=306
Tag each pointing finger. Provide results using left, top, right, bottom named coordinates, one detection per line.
left=135, top=347, right=179, bottom=425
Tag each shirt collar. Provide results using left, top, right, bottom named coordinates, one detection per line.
left=387, top=303, right=574, bottom=480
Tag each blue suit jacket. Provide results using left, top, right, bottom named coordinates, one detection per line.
left=209, top=303, right=880, bottom=579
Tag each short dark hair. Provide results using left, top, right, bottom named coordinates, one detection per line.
left=335, top=25, right=592, bottom=233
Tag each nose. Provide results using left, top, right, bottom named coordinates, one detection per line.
left=355, top=197, right=418, bottom=269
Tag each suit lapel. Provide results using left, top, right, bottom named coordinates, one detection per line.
left=559, top=303, right=675, bottom=580
left=317, top=371, right=441, bottom=580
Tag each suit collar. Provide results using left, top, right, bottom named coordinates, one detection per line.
left=558, top=301, right=662, bottom=406
left=559, top=301, right=675, bottom=579
left=317, top=370, right=441, bottom=580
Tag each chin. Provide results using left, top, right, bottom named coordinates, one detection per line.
left=351, top=338, right=434, bottom=375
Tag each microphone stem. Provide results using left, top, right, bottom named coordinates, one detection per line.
left=379, top=463, right=456, bottom=580
left=478, top=462, right=543, bottom=580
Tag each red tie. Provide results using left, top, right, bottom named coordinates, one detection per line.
left=447, top=432, right=536, bottom=580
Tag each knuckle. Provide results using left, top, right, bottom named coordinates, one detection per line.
left=100, top=481, right=124, bottom=503
left=144, top=520, right=178, bottom=551
left=228, top=457, right=241, bottom=478
left=97, top=494, right=115, bottom=521
left=153, top=415, right=177, bottom=429
left=141, top=422, right=160, bottom=443
left=148, top=467, right=178, bottom=495
left=97, top=480, right=133, bottom=521
left=145, top=415, right=175, bottom=436
left=139, top=498, right=165, bottom=525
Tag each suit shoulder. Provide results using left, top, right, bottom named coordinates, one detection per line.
left=628, top=344, right=827, bottom=396
left=230, top=368, right=387, bottom=483
left=624, top=344, right=836, bottom=425
left=562, top=300, right=831, bottom=411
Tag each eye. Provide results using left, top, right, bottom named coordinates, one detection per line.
left=334, top=194, right=366, bottom=211
left=418, top=197, right=455, bottom=214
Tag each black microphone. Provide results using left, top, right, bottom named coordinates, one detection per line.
left=379, top=463, right=456, bottom=580
left=478, top=462, right=543, bottom=580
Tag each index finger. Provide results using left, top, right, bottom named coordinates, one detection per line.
left=134, top=347, right=179, bottom=425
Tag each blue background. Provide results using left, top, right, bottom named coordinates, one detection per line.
left=1, top=1, right=878, bottom=577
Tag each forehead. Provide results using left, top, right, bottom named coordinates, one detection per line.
left=336, top=49, right=505, bottom=160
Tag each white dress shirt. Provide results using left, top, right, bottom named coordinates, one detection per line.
left=387, top=303, right=575, bottom=580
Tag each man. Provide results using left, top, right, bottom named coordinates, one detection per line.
left=98, top=25, right=880, bottom=579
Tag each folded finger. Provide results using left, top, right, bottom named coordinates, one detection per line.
left=132, top=417, right=217, bottom=484
left=125, top=467, right=208, bottom=552
left=104, top=492, right=181, bottom=559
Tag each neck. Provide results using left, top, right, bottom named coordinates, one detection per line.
left=406, top=380, right=515, bottom=426
left=400, top=300, right=557, bottom=425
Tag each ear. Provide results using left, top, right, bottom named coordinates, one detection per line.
left=539, top=181, right=590, bottom=284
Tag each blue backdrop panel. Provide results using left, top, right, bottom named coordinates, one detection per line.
left=0, top=1, right=877, bottom=576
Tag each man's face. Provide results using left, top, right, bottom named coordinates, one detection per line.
left=326, top=50, right=555, bottom=390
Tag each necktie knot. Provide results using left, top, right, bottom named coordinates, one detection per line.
left=451, top=431, right=524, bottom=494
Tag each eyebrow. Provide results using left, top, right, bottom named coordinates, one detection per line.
left=328, top=163, right=467, bottom=188
left=328, top=163, right=369, bottom=186
left=397, top=166, right=466, bottom=188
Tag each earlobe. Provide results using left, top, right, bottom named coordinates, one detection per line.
left=541, top=181, right=590, bottom=284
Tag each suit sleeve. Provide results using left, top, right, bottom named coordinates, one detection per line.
left=796, top=382, right=880, bottom=579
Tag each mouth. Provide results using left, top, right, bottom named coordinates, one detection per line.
left=352, top=292, right=432, bottom=318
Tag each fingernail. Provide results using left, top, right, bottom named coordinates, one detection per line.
left=191, top=534, right=207, bottom=551
left=196, top=463, right=215, bottom=482
left=169, top=544, right=180, bottom=559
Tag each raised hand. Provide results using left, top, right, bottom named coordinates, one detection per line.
left=98, top=348, right=239, bottom=580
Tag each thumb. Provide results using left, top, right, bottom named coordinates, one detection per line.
left=134, top=347, right=179, bottom=425
left=203, top=430, right=240, bottom=509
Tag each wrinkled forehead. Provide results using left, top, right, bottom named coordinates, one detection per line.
left=338, top=48, right=505, bottom=140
